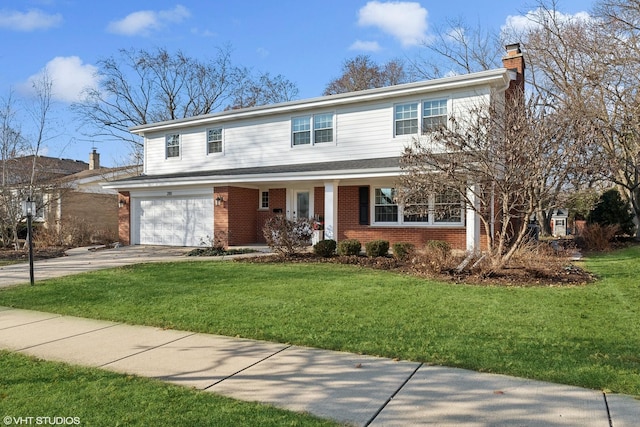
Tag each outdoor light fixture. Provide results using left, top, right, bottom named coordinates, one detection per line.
left=21, top=198, right=37, bottom=286
left=118, top=198, right=127, bottom=208
left=215, top=195, right=224, bottom=206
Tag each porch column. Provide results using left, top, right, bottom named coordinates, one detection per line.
left=324, top=180, right=339, bottom=240
left=466, top=185, right=481, bottom=253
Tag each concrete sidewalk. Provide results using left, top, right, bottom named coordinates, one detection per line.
left=0, top=307, right=638, bottom=426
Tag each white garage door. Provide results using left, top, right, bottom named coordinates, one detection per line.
left=136, top=196, right=213, bottom=247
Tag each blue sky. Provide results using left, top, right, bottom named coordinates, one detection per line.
left=1, top=0, right=591, bottom=166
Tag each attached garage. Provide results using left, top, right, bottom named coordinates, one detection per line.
left=131, top=191, right=213, bottom=247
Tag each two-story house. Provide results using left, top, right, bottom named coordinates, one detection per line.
left=108, top=44, right=525, bottom=251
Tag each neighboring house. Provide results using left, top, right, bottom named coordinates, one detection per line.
left=3, top=150, right=138, bottom=243
left=550, top=208, right=569, bottom=237
left=107, top=44, right=525, bottom=251
left=48, top=150, right=140, bottom=242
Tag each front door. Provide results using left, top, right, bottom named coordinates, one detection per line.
left=294, top=190, right=310, bottom=220
left=287, top=189, right=313, bottom=221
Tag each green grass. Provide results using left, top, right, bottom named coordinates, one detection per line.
left=0, top=246, right=639, bottom=397
left=0, top=351, right=338, bottom=427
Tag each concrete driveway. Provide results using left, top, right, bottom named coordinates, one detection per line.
left=0, top=245, right=198, bottom=288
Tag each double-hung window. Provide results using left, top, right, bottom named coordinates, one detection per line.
left=422, top=99, right=448, bottom=133
left=166, top=134, right=180, bottom=158
left=433, top=188, right=462, bottom=223
left=394, top=99, right=448, bottom=136
left=207, top=128, right=223, bottom=154
left=395, top=103, right=418, bottom=136
left=314, top=113, right=333, bottom=143
left=292, top=117, right=311, bottom=145
left=292, top=113, right=334, bottom=146
left=374, top=188, right=398, bottom=222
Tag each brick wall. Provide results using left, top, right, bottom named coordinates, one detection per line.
left=117, top=191, right=130, bottom=245
left=228, top=187, right=259, bottom=245
left=256, top=188, right=285, bottom=243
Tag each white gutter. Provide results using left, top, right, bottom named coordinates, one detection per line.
left=103, top=167, right=401, bottom=190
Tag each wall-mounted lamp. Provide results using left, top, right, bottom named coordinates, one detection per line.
left=215, top=195, right=225, bottom=206
left=118, top=198, right=127, bottom=209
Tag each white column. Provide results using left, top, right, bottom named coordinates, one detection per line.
left=324, top=180, right=339, bottom=240
left=466, top=185, right=481, bottom=253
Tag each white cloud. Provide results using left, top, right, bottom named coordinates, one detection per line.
left=0, top=8, right=62, bottom=31
left=502, top=8, right=591, bottom=33
left=357, top=1, right=428, bottom=47
left=23, top=56, right=99, bottom=103
left=349, top=40, right=382, bottom=52
left=107, top=4, right=190, bottom=36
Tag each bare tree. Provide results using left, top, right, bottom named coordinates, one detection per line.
left=0, top=72, right=60, bottom=248
left=515, top=0, right=640, bottom=238
left=228, top=72, right=299, bottom=109
left=410, top=17, right=503, bottom=79
left=74, top=46, right=298, bottom=161
left=398, top=85, right=591, bottom=271
left=323, top=55, right=408, bottom=95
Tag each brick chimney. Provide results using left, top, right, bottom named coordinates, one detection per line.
left=502, top=43, right=525, bottom=97
left=89, top=148, right=100, bottom=170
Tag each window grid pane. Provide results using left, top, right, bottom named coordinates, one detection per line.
left=314, top=113, right=333, bottom=143
left=395, top=103, right=418, bottom=135
left=292, top=117, right=311, bottom=145
left=166, top=134, right=180, bottom=158
left=434, top=189, right=462, bottom=223
left=261, top=191, right=269, bottom=209
left=207, top=128, right=222, bottom=153
left=422, top=99, right=447, bottom=133
left=374, top=188, right=398, bottom=222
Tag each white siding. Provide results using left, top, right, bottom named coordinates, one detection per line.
left=142, top=87, right=493, bottom=176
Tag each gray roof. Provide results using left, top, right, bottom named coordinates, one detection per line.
left=117, top=157, right=402, bottom=183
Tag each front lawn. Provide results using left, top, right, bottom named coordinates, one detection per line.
left=0, top=351, right=337, bottom=427
left=0, top=246, right=639, bottom=396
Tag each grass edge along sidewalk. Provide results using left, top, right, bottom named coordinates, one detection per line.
left=0, top=245, right=638, bottom=397
left=0, top=350, right=339, bottom=427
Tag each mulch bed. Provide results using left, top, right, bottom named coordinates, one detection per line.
left=0, top=248, right=67, bottom=262
left=236, top=252, right=595, bottom=287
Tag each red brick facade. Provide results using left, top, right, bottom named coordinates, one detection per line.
left=118, top=192, right=131, bottom=245
left=211, top=185, right=473, bottom=251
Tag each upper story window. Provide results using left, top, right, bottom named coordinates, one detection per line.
left=314, top=113, right=334, bottom=143
left=422, top=99, right=448, bottom=133
left=292, top=117, right=311, bottom=145
left=207, top=128, right=223, bottom=154
left=292, top=113, right=334, bottom=146
left=394, top=103, right=418, bottom=136
left=394, top=99, right=448, bottom=136
left=166, top=134, right=180, bottom=158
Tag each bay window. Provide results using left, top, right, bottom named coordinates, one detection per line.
left=372, top=187, right=463, bottom=226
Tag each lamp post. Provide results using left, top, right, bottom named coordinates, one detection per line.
left=22, top=198, right=36, bottom=286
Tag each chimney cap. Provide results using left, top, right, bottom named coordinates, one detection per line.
left=505, top=43, right=522, bottom=55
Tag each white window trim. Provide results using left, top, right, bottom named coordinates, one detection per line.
left=291, top=112, right=335, bottom=147
left=259, top=190, right=269, bottom=210
left=165, top=134, right=181, bottom=159
left=206, top=127, right=224, bottom=156
left=371, top=186, right=464, bottom=227
left=393, top=98, right=450, bottom=138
